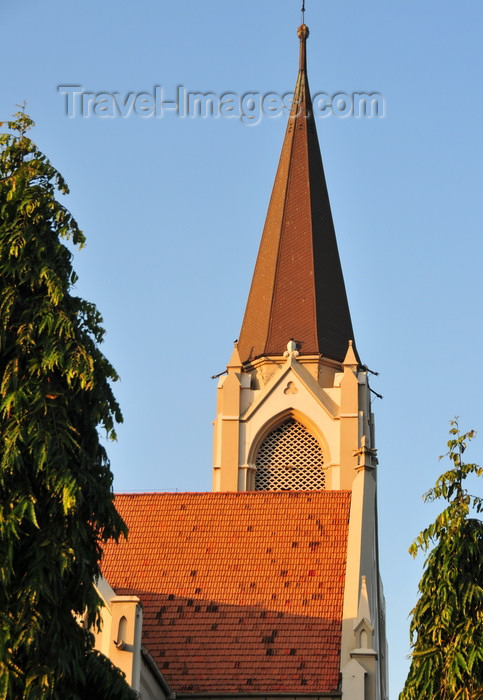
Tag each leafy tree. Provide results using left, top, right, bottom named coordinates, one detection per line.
left=0, top=112, right=135, bottom=699
left=400, top=421, right=483, bottom=700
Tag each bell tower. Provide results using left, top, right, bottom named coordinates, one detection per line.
left=212, top=23, right=377, bottom=496
left=99, top=12, right=388, bottom=700
left=211, top=22, right=388, bottom=696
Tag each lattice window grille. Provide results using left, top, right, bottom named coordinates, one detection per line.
left=255, top=418, right=325, bottom=491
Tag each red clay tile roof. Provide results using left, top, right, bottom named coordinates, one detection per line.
left=102, top=491, right=351, bottom=695
left=237, top=26, right=357, bottom=366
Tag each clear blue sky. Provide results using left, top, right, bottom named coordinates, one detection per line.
left=2, top=1, right=482, bottom=696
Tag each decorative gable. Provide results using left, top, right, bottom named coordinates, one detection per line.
left=213, top=341, right=368, bottom=492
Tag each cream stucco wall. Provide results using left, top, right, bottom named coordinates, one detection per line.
left=94, top=577, right=170, bottom=700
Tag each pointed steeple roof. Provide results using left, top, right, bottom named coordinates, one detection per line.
left=238, top=23, right=357, bottom=365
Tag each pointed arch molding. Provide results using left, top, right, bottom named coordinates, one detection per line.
left=238, top=355, right=342, bottom=482
left=249, top=410, right=329, bottom=491
left=247, top=408, right=331, bottom=468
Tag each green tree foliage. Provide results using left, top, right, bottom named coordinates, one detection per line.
left=0, top=112, right=135, bottom=699
left=400, top=421, right=483, bottom=700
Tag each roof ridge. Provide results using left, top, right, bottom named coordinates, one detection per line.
left=114, top=490, right=353, bottom=497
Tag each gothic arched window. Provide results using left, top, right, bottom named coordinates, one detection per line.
left=255, top=418, right=325, bottom=491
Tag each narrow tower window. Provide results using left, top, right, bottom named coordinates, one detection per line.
left=255, top=418, right=325, bottom=491
left=115, top=615, right=128, bottom=649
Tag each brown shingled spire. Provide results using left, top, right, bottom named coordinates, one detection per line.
left=238, top=23, right=357, bottom=365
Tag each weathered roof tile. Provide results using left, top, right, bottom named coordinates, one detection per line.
left=102, top=490, right=351, bottom=695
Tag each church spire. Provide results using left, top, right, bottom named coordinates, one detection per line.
left=237, top=21, right=357, bottom=365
